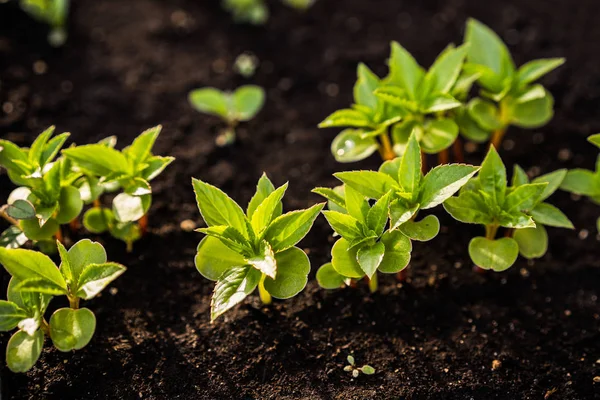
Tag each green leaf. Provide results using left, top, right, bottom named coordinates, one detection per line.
left=422, top=93, right=462, bottom=113
left=264, top=246, right=310, bottom=299
left=112, top=193, right=151, bottom=223
left=443, top=192, right=494, bottom=225
left=387, top=41, right=424, bottom=99
left=6, top=199, right=36, bottom=220
left=247, top=241, right=277, bottom=279
left=28, top=126, right=55, bottom=166
left=560, top=169, right=599, bottom=196
left=126, top=125, right=161, bottom=165
left=192, top=178, right=249, bottom=236
left=0, top=301, right=28, bottom=331
left=82, top=207, right=113, bottom=234
left=55, top=186, right=83, bottom=224
left=20, top=218, right=59, bottom=241
left=456, top=107, right=492, bottom=143
left=517, top=58, right=565, bottom=85
left=399, top=215, right=440, bottom=241
left=389, top=200, right=419, bottom=230
left=49, top=308, right=96, bottom=352
left=425, top=44, right=469, bottom=94
left=312, top=187, right=346, bottom=211
left=468, top=237, right=519, bottom=272
left=63, top=145, right=130, bottom=176
left=378, top=230, right=412, bottom=273
left=316, top=263, right=346, bottom=289
left=0, top=226, right=28, bottom=249
left=419, top=164, right=480, bottom=209
left=465, top=18, right=515, bottom=78
left=0, top=247, right=66, bottom=291
left=467, top=98, right=504, bottom=131
left=507, top=90, right=554, bottom=128
left=421, top=119, right=459, bottom=154
left=354, top=63, right=380, bottom=109
left=503, top=183, right=547, bottom=213
left=6, top=330, right=44, bottom=373
left=361, top=365, right=376, bottom=375
left=251, top=183, right=288, bottom=233
left=210, top=265, right=261, bottom=321
left=0, top=140, right=31, bottom=176
left=65, top=239, right=107, bottom=282
left=367, top=191, right=392, bottom=235
left=14, top=278, right=67, bottom=296
left=247, top=173, right=276, bottom=218
left=514, top=225, right=548, bottom=259
left=41, top=132, right=70, bottom=166
left=140, top=155, right=174, bottom=182
left=532, top=169, right=567, bottom=201
left=7, top=277, right=51, bottom=314
left=331, top=238, right=363, bottom=278
left=330, top=129, right=379, bottom=163
left=398, top=132, right=422, bottom=195
left=588, top=134, right=600, bottom=149
left=195, top=236, right=247, bottom=281
left=515, top=84, right=546, bottom=103
left=319, top=109, right=373, bottom=129
left=75, top=262, right=126, bottom=300
left=322, top=210, right=363, bottom=241
left=378, top=157, right=402, bottom=180
left=531, top=203, right=574, bottom=229
left=233, top=85, right=265, bottom=121
left=197, top=226, right=252, bottom=255
left=188, top=88, right=230, bottom=120
left=357, top=242, right=385, bottom=278
left=335, top=171, right=398, bottom=199
left=479, top=146, right=507, bottom=206
left=344, top=185, right=370, bottom=223
left=498, top=211, right=536, bottom=229
left=512, top=165, right=529, bottom=187
left=264, top=203, right=324, bottom=252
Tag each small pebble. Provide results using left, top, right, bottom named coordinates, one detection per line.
left=33, top=60, right=47, bottom=75
left=579, top=229, right=589, bottom=240
left=491, top=359, right=502, bottom=370
left=180, top=219, right=197, bottom=232
left=594, top=376, right=600, bottom=383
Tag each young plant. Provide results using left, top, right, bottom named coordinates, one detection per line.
left=444, top=147, right=552, bottom=271
left=18, top=0, right=70, bottom=46
left=193, top=174, right=323, bottom=321
left=344, top=355, right=375, bottom=378
left=510, top=165, right=573, bottom=258
left=560, top=134, right=600, bottom=232
left=0, top=126, right=82, bottom=249
left=315, top=132, right=479, bottom=285
left=462, top=18, right=564, bottom=148
left=188, top=85, right=265, bottom=146
left=62, top=126, right=174, bottom=251
left=0, top=239, right=125, bottom=372
left=222, top=0, right=315, bottom=25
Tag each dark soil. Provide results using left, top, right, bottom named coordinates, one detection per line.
left=1, top=0, right=600, bottom=398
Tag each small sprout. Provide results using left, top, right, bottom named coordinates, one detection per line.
left=188, top=86, right=265, bottom=146
left=315, top=132, right=478, bottom=288
left=193, top=174, right=323, bottom=321
left=0, top=239, right=125, bottom=372
left=344, top=355, right=375, bottom=377
left=560, top=133, right=600, bottom=232
left=234, top=52, right=259, bottom=78
left=19, top=0, right=70, bottom=46
left=222, top=0, right=269, bottom=25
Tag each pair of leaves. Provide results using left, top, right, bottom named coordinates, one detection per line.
left=189, top=86, right=265, bottom=124
left=193, top=174, right=322, bottom=320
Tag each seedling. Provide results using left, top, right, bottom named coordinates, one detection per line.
left=0, top=239, right=125, bottom=372
left=315, top=132, right=479, bottom=285
left=444, top=147, right=551, bottom=271
left=344, top=355, right=375, bottom=378
left=234, top=53, right=259, bottom=78
left=222, top=0, right=315, bottom=25
left=62, top=125, right=174, bottom=251
left=188, top=85, right=265, bottom=146
left=193, top=174, right=323, bottom=321
left=462, top=18, right=564, bottom=148
left=0, top=126, right=81, bottom=248
left=511, top=165, right=573, bottom=258
left=560, top=134, right=600, bottom=232
left=17, top=0, right=70, bottom=46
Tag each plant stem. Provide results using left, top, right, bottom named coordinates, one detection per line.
left=0, top=205, right=20, bottom=227
left=139, top=214, right=148, bottom=236
left=396, top=268, right=408, bottom=282
left=504, top=228, right=514, bottom=238
left=258, top=274, right=272, bottom=305
left=420, top=151, right=428, bottom=174
left=55, top=226, right=64, bottom=243
left=378, top=132, right=396, bottom=161
left=453, top=137, right=464, bottom=163
left=490, top=128, right=507, bottom=150
left=367, top=273, right=378, bottom=293
left=68, top=296, right=80, bottom=310
left=437, top=148, right=449, bottom=165
left=69, top=218, right=80, bottom=232
left=40, top=318, right=51, bottom=336
left=485, top=224, right=499, bottom=240
left=126, top=240, right=133, bottom=253
left=93, top=199, right=101, bottom=208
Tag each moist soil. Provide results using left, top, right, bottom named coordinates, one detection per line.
left=1, top=0, right=600, bottom=399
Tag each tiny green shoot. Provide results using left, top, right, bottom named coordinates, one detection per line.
left=193, top=174, right=323, bottom=321
left=18, top=0, right=70, bottom=46
left=344, top=355, right=375, bottom=378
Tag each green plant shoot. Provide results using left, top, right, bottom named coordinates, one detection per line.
left=0, top=239, right=125, bottom=372
left=189, top=85, right=265, bottom=146
left=18, top=0, right=70, bottom=46
left=193, top=174, right=323, bottom=321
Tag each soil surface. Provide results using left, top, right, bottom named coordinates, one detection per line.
left=1, top=0, right=600, bottom=399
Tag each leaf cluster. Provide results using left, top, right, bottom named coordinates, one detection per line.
left=0, top=240, right=125, bottom=372
left=17, top=0, right=69, bottom=46
left=193, top=174, right=323, bottom=321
